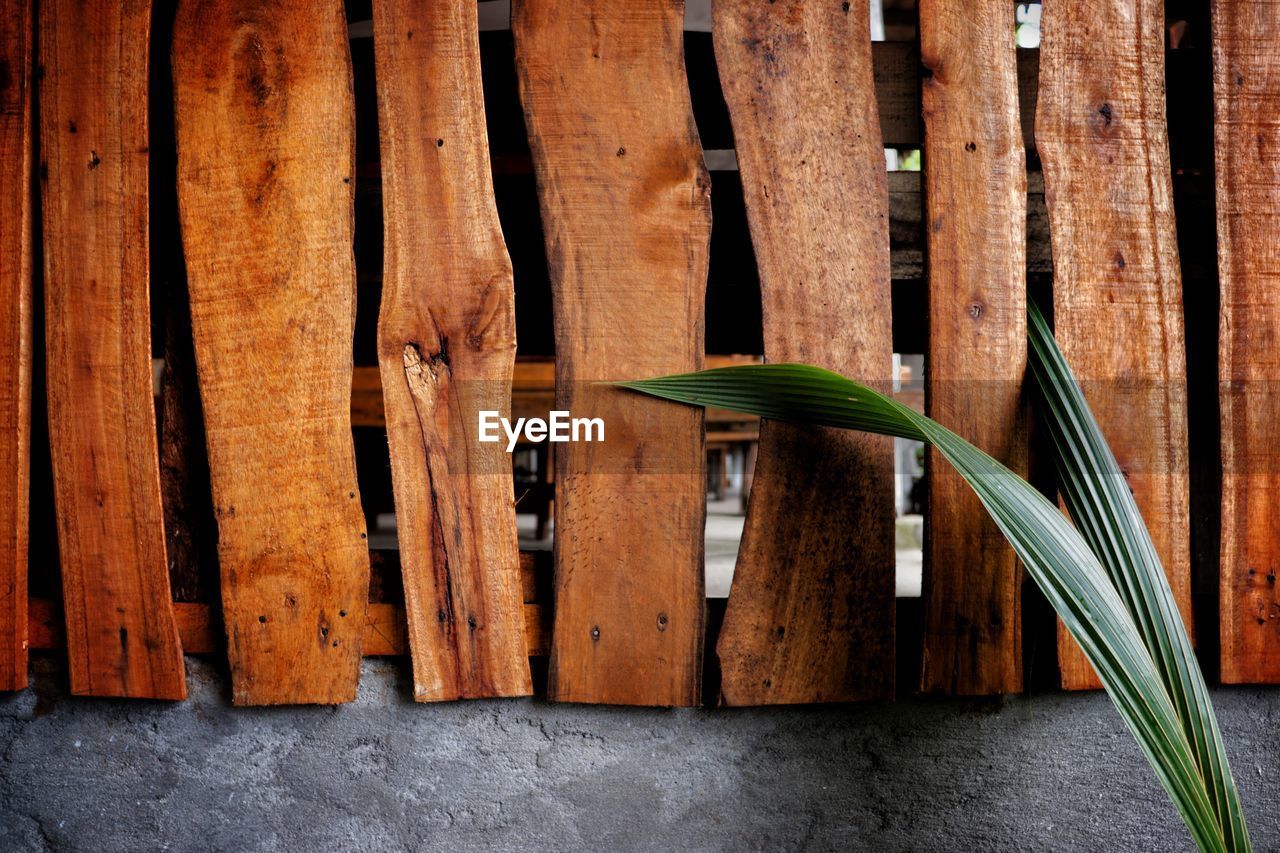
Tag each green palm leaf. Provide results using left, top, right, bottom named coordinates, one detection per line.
left=619, top=303, right=1249, bottom=852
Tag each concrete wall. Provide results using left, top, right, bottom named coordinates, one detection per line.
left=1, top=657, right=1276, bottom=852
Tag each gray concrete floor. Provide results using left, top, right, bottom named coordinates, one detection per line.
left=2, top=657, right=1277, bottom=851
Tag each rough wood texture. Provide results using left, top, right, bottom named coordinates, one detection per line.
left=29, top=552, right=551, bottom=658
left=1214, top=0, right=1280, bottom=683
left=39, top=0, right=186, bottom=700
left=513, top=0, right=710, bottom=707
left=0, top=0, right=31, bottom=692
left=712, top=0, right=895, bottom=705
left=918, top=0, right=1026, bottom=695
left=1037, top=0, right=1191, bottom=690
left=172, top=0, right=369, bottom=705
left=372, top=0, right=530, bottom=701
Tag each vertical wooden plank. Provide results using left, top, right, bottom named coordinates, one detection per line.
left=1213, top=0, right=1280, bottom=683
left=712, top=0, right=896, bottom=705
left=1037, top=0, right=1191, bottom=689
left=918, top=0, right=1026, bottom=695
left=40, top=0, right=186, bottom=699
left=372, top=0, right=531, bottom=701
left=172, top=0, right=369, bottom=705
left=513, top=0, right=710, bottom=707
left=0, top=0, right=32, bottom=691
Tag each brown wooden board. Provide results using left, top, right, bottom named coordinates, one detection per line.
left=1037, top=0, right=1192, bottom=690
left=172, top=0, right=369, bottom=705
left=39, top=0, right=186, bottom=699
left=918, top=0, right=1026, bottom=695
left=372, top=0, right=530, bottom=701
left=0, top=0, right=31, bottom=692
left=712, top=0, right=895, bottom=705
left=513, top=0, right=710, bottom=707
left=1213, top=0, right=1280, bottom=683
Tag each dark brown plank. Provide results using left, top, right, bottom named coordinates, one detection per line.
left=1037, top=0, right=1192, bottom=689
left=40, top=0, right=186, bottom=699
left=0, top=0, right=32, bottom=692
left=172, top=0, right=369, bottom=704
left=513, top=0, right=710, bottom=706
left=919, top=0, right=1026, bottom=694
left=372, top=0, right=531, bottom=701
left=1214, top=0, right=1280, bottom=683
left=712, top=0, right=895, bottom=705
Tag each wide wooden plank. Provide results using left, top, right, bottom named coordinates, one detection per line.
left=173, top=0, right=369, bottom=705
left=918, top=0, right=1026, bottom=695
left=372, top=0, right=530, bottom=701
left=712, top=0, right=895, bottom=705
left=1037, top=0, right=1192, bottom=689
left=1214, top=0, right=1280, bottom=683
left=513, top=0, right=710, bottom=706
left=0, top=0, right=32, bottom=692
left=40, top=0, right=185, bottom=699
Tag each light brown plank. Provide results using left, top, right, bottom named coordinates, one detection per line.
left=1037, top=0, right=1191, bottom=690
left=0, top=0, right=32, bottom=692
left=172, top=0, right=369, bottom=705
left=919, top=0, right=1026, bottom=695
left=712, top=0, right=895, bottom=705
left=372, top=0, right=530, bottom=701
left=39, top=0, right=185, bottom=700
left=1214, top=0, right=1280, bottom=683
left=513, top=0, right=710, bottom=707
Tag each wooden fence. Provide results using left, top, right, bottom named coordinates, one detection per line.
left=0, top=0, right=1271, bottom=706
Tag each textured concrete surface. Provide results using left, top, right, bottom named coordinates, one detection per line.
left=1, top=657, right=1277, bottom=852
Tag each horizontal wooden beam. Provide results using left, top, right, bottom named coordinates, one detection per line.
left=29, top=552, right=553, bottom=659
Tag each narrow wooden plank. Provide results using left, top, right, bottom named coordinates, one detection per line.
left=1214, top=0, right=1280, bottom=683
left=0, top=0, right=32, bottom=692
left=513, top=0, right=710, bottom=707
left=172, top=1, right=369, bottom=705
left=918, top=0, right=1026, bottom=694
left=712, top=0, right=895, bottom=705
left=39, top=0, right=185, bottom=699
left=1037, top=0, right=1192, bottom=689
left=372, top=0, right=530, bottom=701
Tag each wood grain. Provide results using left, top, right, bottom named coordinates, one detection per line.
left=1213, top=0, right=1280, bottom=683
left=712, top=0, right=895, bottom=705
left=372, top=0, right=530, bottom=701
left=0, top=0, right=32, bottom=692
left=1037, top=0, right=1191, bottom=690
left=39, top=0, right=186, bottom=699
left=30, top=598, right=551, bottom=659
left=918, top=0, right=1026, bottom=695
left=172, top=0, right=369, bottom=705
left=513, top=0, right=710, bottom=707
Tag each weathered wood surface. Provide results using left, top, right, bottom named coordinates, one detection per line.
left=372, top=0, right=530, bottom=701
left=40, top=0, right=186, bottom=699
left=29, top=552, right=551, bottom=658
left=173, top=0, right=369, bottom=705
left=513, top=0, right=710, bottom=706
left=0, top=0, right=31, bottom=692
left=712, top=0, right=895, bottom=705
left=1037, top=0, right=1191, bottom=690
left=1214, top=0, right=1280, bottom=683
left=919, top=0, right=1026, bottom=695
